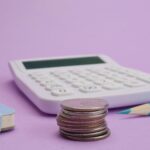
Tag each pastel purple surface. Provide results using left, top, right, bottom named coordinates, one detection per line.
left=0, top=0, right=150, bottom=149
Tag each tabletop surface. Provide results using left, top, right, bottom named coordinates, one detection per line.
left=1, top=0, right=150, bottom=150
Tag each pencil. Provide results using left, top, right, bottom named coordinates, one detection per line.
left=119, top=103, right=150, bottom=115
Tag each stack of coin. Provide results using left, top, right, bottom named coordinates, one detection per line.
left=57, top=99, right=110, bottom=141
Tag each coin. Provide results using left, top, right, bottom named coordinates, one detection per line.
left=57, top=116, right=104, bottom=126
left=57, top=117, right=106, bottom=126
left=60, top=125, right=107, bottom=133
left=59, top=112, right=107, bottom=120
left=57, top=120, right=106, bottom=128
left=60, top=128, right=109, bottom=137
left=60, top=130, right=110, bottom=141
left=61, top=99, right=108, bottom=112
left=62, top=109, right=108, bottom=117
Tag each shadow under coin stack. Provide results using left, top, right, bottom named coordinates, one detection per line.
left=57, top=99, right=110, bottom=141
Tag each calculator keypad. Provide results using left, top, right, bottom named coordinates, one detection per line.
left=28, top=66, right=150, bottom=97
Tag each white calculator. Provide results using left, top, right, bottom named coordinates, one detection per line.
left=9, top=55, right=150, bottom=114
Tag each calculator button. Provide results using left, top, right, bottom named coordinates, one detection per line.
left=67, top=77, right=83, bottom=83
left=51, top=87, right=72, bottom=96
left=29, top=72, right=44, bottom=76
left=34, top=76, right=55, bottom=82
left=117, top=69, right=138, bottom=77
left=71, top=70, right=87, bottom=75
left=125, top=72, right=138, bottom=77
left=96, top=77, right=107, bottom=83
left=77, top=72, right=92, bottom=78
left=71, top=81, right=92, bottom=88
left=29, top=74, right=41, bottom=80
left=102, top=82, right=124, bottom=90
left=45, top=84, right=63, bottom=91
left=59, top=73, right=75, bottom=80
left=94, top=78, right=113, bottom=84
left=36, top=77, right=54, bottom=82
left=52, top=71, right=67, bottom=76
left=33, top=74, right=49, bottom=79
left=60, top=74, right=72, bottom=79
left=85, top=75, right=99, bottom=81
left=113, top=76, right=134, bottom=82
left=28, top=74, right=36, bottom=78
left=136, top=75, right=150, bottom=83
left=72, top=70, right=91, bottom=77
left=105, top=73, right=119, bottom=79
left=39, top=81, right=48, bottom=86
left=38, top=79, right=56, bottom=86
left=124, top=80, right=145, bottom=87
left=85, top=73, right=104, bottom=81
left=105, top=66, right=121, bottom=71
left=79, top=85, right=102, bottom=93
left=96, top=70, right=110, bottom=76
left=93, top=79, right=106, bottom=85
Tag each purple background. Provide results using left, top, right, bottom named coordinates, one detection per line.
left=1, top=0, right=150, bottom=149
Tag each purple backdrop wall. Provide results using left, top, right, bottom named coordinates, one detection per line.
left=0, top=1, right=150, bottom=150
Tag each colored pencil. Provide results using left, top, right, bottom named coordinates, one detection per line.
left=119, top=103, right=150, bottom=115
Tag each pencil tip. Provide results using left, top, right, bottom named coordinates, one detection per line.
left=119, top=109, right=131, bottom=114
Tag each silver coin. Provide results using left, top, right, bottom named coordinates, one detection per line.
left=60, top=125, right=107, bottom=133
left=62, top=109, right=108, bottom=116
left=59, top=111, right=107, bottom=120
left=59, top=121, right=107, bottom=130
left=57, top=116, right=106, bottom=125
left=60, top=128, right=109, bottom=137
left=57, top=117, right=106, bottom=126
left=60, top=130, right=111, bottom=141
left=57, top=114, right=106, bottom=124
left=57, top=120, right=107, bottom=128
left=61, top=99, right=108, bottom=112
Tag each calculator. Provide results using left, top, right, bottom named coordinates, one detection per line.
left=9, top=55, right=150, bottom=114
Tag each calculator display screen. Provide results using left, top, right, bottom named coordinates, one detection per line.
left=23, top=56, right=105, bottom=69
